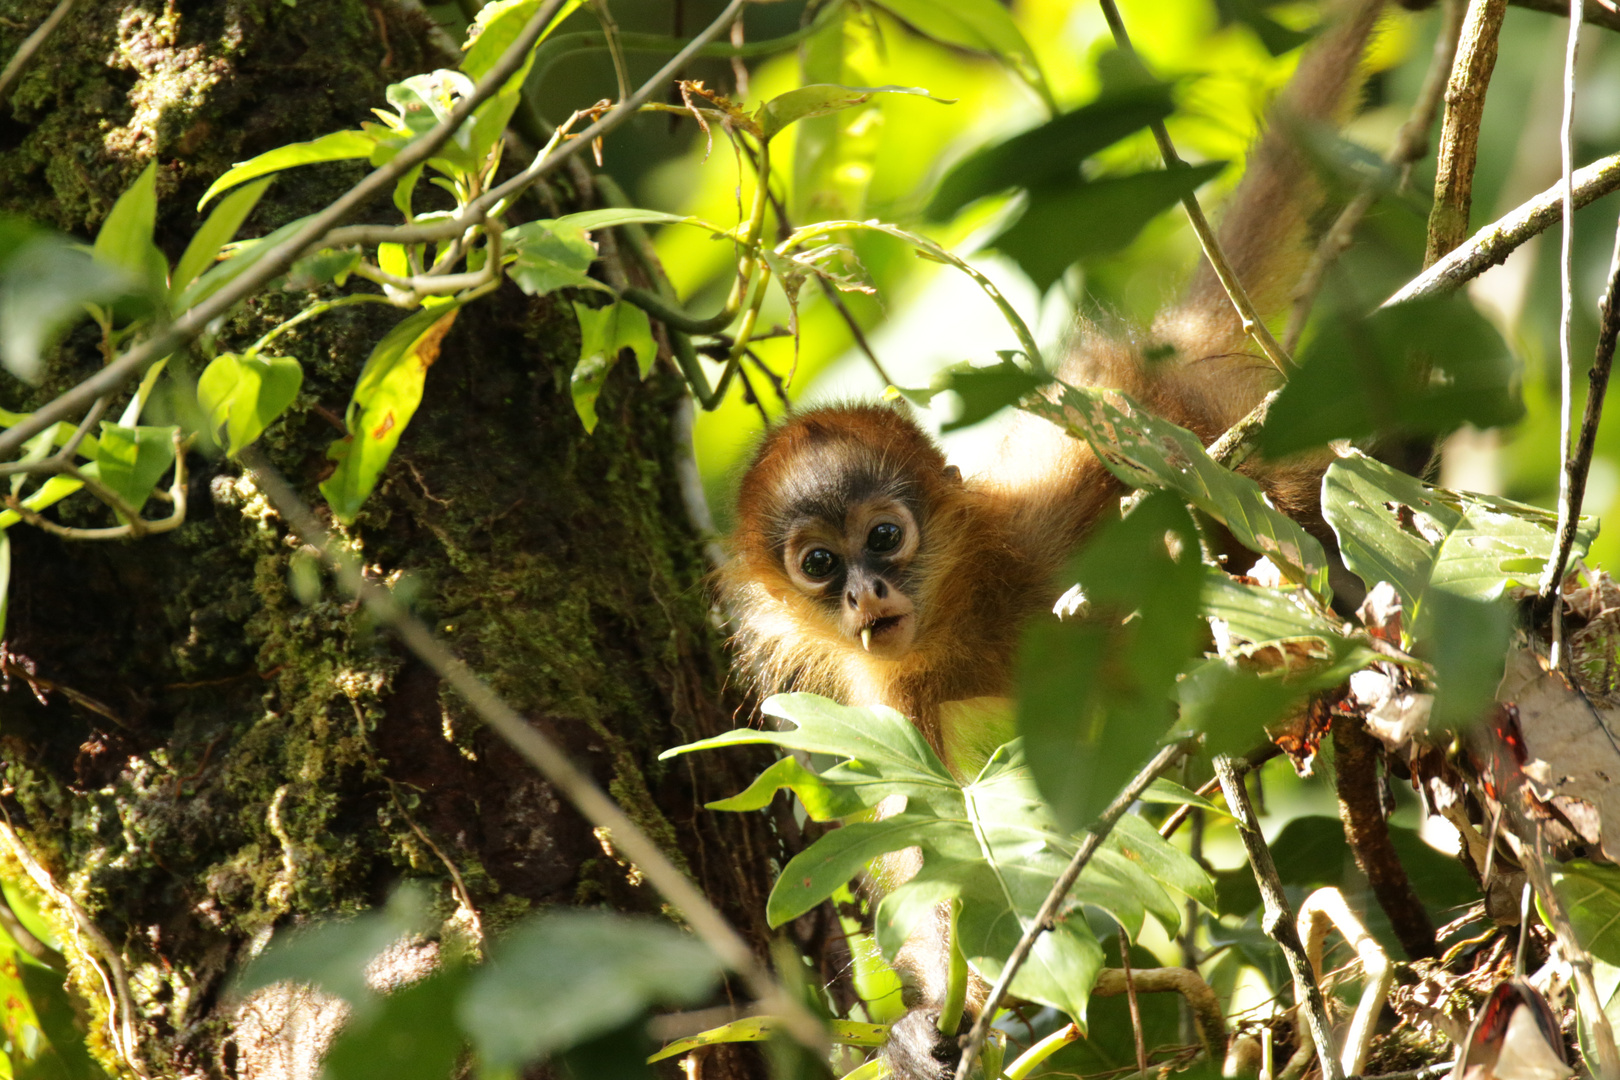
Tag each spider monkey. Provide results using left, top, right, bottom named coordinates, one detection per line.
left=722, top=2, right=1385, bottom=1075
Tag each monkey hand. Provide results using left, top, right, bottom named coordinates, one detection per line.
left=883, top=1007, right=973, bottom=1080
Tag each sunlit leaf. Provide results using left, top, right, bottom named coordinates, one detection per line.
left=457, top=911, right=722, bottom=1067
left=758, top=84, right=951, bottom=141
left=460, top=0, right=586, bottom=167
left=551, top=208, right=695, bottom=231
left=569, top=301, right=656, bottom=432
left=92, top=162, right=165, bottom=291
left=928, top=85, right=1176, bottom=219
left=873, top=0, right=1054, bottom=110
left=172, top=178, right=273, bottom=300
left=1023, top=384, right=1330, bottom=596
left=649, top=1018, right=888, bottom=1063
left=199, top=130, right=377, bottom=209
left=993, top=164, right=1226, bottom=291
left=1555, top=861, right=1620, bottom=966
left=1018, top=494, right=1206, bottom=832
left=320, top=302, right=462, bottom=522
left=1262, top=294, right=1522, bottom=456
left=91, top=423, right=177, bottom=518
left=197, top=353, right=304, bottom=456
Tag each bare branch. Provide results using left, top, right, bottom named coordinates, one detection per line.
left=0, top=0, right=76, bottom=108
left=1426, top=0, right=1509, bottom=266
left=1383, top=151, right=1620, bottom=306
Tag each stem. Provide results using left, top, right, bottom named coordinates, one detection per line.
left=1424, top=0, right=1509, bottom=267
left=0, top=0, right=77, bottom=108
left=1004, top=1024, right=1080, bottom=1080
left=953, top=740, right=1195, bottom=1080
left=244, top=294, right=394, bottom=358
left=1118, top=926, right=1148, bottom=1076
left=237, top=447, right=827, bottom=1053
left=1541, top=0, right=1586, bottom=672
left=1093, top=0, right=1297, bottom=379
left=938, top=899, right=967, bottom=1039
left=1213, top=755, right=1344, bottom=1080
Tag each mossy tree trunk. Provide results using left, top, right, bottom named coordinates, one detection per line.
left=0, top=2, right=785, bottom=1077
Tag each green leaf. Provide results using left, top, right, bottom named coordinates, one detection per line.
left=928, top=85, right=1176, bottom=219
left=1424, top=590, right=1512, bottom=729
left=704, top=754, right=867, bottom=821
left=993, top=164, right=1226, bottom=291
left=569, top=301, right=657, bottom=432
left=551, top=208, right=695, bottom=231
left=758, top=83, right=951, bottom=141
left=678, top=694, right=1211, bottom=1028
left=1322, top=452, right=1593, bottom=630
left=320, top=303, right=461, bottom=522
left=91, top=424, right=177, bottom=517
left=1557, top=862, right=1620, bottom=966
left=873, top=0, right=1054, bottom=110
left=922, top=358, right=1052, bottom=433
left=174, top=213, right=316, bottom=313
left=172, top=178, right=273, bottom=300
left=504, top=220, right=600, bottom=296
left=793, top=7, right=885, bottom=225
left=1024, top=383, right=1331, bottom=597
left=1262, top=294, right=1522, bottom=455
left=322, top=966, right=468, bottom=1080
left=1017, top=494, right=1207, bottom=832
left=459, top=0, right=586, bottom=170
left=457, top=911, right=722, bottom=1067
left=92, top=162, right=164, bottom=287
left=0, top=232, right=140, bottom=383
left=197, top=353, right=304, bottom=456
left=198, top=130, right=377, bottom=209
left=0, top=937, right=108, bottom=1080
left=649, top=1018, right=888, bottom=1063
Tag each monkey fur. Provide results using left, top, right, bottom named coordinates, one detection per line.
left=722, top=2, right=1387, bottom=1076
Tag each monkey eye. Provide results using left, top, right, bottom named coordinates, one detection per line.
left=867, top=522, right=902, bottom=554
left=800, top=548, right=839, bottom=579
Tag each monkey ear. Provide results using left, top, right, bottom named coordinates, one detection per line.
left=943, top=465, right=962, bottom=484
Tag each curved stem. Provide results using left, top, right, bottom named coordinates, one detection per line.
left=244, top=294, right=394, bottom=359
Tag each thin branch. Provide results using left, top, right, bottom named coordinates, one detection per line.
left=1540, top=211, right=1620, bottom=619
left=0, top=0, right=746, bottom=460
left=1285, top=0, right=1463, bottom=352
left=1214, top=755, right=1345, bottom=1080
left=1117, top=926, right=1149, bottom=1076
left=1508, top=0, right=1620, bottom=32
left=1094, top=0, right=1297, bottom=378
left=1385, top=151, right=1620, bottom=306
left=235, top=447, right=826, bottom=1052
left=0, top=0, right=76, bottom=108
left=1298, top=887, right=1393, bottom=1077
left=817, top=277, right=894, bottom=387
left=1424, top=0, right=1509, bottom=267
left=1542, top=0, right=1586, bottom=671
left=1092, top=967, right=1228, bottom=1062
left=953, top=739, right=1195, bottom=1080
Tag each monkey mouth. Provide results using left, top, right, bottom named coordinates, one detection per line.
left=858, top=614, right=908, bottom=652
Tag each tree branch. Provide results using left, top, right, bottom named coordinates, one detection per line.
left=1425, top=0, right=1509, bottom=267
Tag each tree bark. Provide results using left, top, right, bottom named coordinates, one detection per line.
left=0, top=2, right=780, bottom=1077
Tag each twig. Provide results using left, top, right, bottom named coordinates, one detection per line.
left=0, top=0, right=76, bottom=108
left=1541, top=0, right=1587, bottom=672
left=953, top=739, right=1195, bottom=1080
left=0, top=0, right=746, bottom=459
left=1092, top=966, right=1228, bottom=1062
left=1384, top=152, right=1620, bottom=306
left=1298, top=887, right=1393, bottom=1077
left=1285, top=0, right=1463, bottom=352
left=1093, top=0, right=1297, bottom=378
left=1424, top=0, right=1509, bottom=267
left=235, top=447, right=825, bottom=1052
left=1118, top=926, right=1148, bottom=1076
left=1213, top=755, right=1344, bottom=1080
left=1539, top=210, right=1620, bottom=624
left=817, top=276, right=893, bottom=387
left=1508, top=0, right=1620, bottom=32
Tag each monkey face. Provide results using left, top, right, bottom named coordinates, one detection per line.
left=781, top=498, right=920, bottom=659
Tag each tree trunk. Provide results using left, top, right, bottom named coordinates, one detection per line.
left=0, top=2, right=781, bottom=1077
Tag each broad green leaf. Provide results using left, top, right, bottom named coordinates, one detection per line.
left=198, top=353, right=304, bottom=456
left=1262, top=294, right=1522, bottom=456
left=1139, top=778, right=1222, bottom=813
left=321, top=302, right=462, bottom=522
left=1555, top=861, right=1620, bottom=966
left=172, top=178, right=273, bottom=300
left=928, top=85, right=1176, bottom=220
left=1175, top=658, right=1314, bottom=756
left=0, top=233, right=139, bottom=383
left=569, top=301, right=657, bottom=432
left=92, top=162, right=164, bottom=287
left=0, top=474, right=87, bottom=530
left=287, top=247, right=361, bottom=290
left=677, top=694, right=1212, bottom=1028
left=758, top=83, right=951, bottom=141
left=321, top=966, right=468, bottom=1080
left=1025, top=384, right=1330, bottom=597
left=1018, top=494, right=1206, bottom=831
left=993, top=164, right=1226, bottom=291
left=0, top=935, right=107, bottom=1080
left=914, top=358, right=1051, bottom=433
left=199, top=130, right=377, bottom=209
left=503, top=220, right=599, bottom=296
left=1200, top=568, right=1342, bottom=646
left=1425, top=590, right=1511, bottom=728
left=1322, top=452, right=1594, bottom=631
left=874, top=0, right=1053, bottom=110
left=705, top=754, right=867, bottom=821
left=457, top=911, right=722, bottom=1067
left=91, top=424, right=177, bottom=517
left=650, top=1018, right=888, bottom=1063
